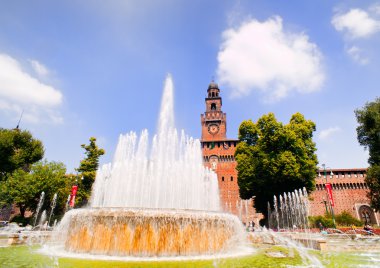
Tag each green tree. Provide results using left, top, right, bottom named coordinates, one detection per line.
left=0, top=128, right=44, bottom=181
left=76, top=137, right=105, bottom=206
left=355, top=97, right=380, bottom=210
left=0, top=160, right=71, bottom=219
left=235, top=113, right=318, bottom=224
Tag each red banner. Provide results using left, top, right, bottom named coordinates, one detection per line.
left=325, top=183, right=334, bottom=207
left=69, top=185, right=78, bottom=208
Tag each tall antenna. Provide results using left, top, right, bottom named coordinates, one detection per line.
left=16, top=110, right=24, bottom=129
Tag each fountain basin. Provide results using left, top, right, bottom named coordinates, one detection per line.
left=58, top=208, right=243, bottom=257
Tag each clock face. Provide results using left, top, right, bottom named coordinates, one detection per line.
left=208, top=124, right=219, bottom=134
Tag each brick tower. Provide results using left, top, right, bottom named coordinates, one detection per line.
left=200, top=81, right=255, bottom=223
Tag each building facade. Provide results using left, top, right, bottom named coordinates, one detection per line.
left=309, top=168, right=379, bottom=225
left=200, top=82, right=257, bottom=224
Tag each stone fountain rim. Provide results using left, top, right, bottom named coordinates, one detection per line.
left=68, top=207, right=240, bottom=220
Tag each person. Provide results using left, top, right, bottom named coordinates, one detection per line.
left=321, top=230, right=328, bottom=235
left=364, top=224, right=374, bottom=235
left=318, top=222, right=324, bottom=232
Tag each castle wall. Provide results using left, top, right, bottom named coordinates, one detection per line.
left=309, top=168, right=379, bottom=224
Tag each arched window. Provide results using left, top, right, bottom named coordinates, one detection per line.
left=211, top=103, right=216, bottom=110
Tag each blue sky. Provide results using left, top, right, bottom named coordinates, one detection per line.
left=0, top=0, right=378, bottom=172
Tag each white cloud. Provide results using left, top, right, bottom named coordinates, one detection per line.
left=318, top=126, right=341, bottom=140
left=370, top=3, right=380, bottom=15
left=0, top=54, right=63, bottom=124
left=332, top=8, right=380, bottom=39
left=29, top=59, right=49, bottom=77
left=346, top=46, right=369, bottom=65
left=216, top=16, right=324, bottom=101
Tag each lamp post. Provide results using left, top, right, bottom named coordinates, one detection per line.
left=320, top=164, right=336, bottom=228
left=321, top=197, right=329, bottom=215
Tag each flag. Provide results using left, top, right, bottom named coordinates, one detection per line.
left=69, top=185, right=78, bottom=208
left=325, top=183, right=334, bottom=207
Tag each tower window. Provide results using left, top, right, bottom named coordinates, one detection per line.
left=211, top=103, right=216, bottom=110
left=230, top=176, right=233, bottom=181
left=222, top=176, right=224, bottom=182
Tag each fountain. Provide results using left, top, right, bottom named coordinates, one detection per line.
left=38, top=210, right=47, bottom=229
left=268, top=188, right=310, bottom=232
left=266, top=188, right=325, bottom=251
left=53, top=75, right=244, bottom=257
left=33, top=192, right=45, bottom=227
left=48, top=193, right=57, bottom=227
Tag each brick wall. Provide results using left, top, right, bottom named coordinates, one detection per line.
left=309, top=168, right=379, bottom=225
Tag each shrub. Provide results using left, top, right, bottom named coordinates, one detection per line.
left=10, top=215, right=32, bottom=226
left=335, top=211, right=363, bottom=227
left=309, top=211, right=363, bottom=228
left=308, top=215, right=334, bottom=228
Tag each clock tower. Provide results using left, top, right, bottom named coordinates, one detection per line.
left=200, top=81, right=256, bottom=222
left=201, top=81, right=227, bottom=141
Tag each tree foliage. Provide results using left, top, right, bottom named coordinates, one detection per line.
left=355, top=97, right=380, bottom=210
left=0, top=160, right=71, bottom=219
left=76, top=137, right=105, bottom=205
left=0, top=128, right=44, bottom=181
left=235, top=113, right=318, bottom=222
